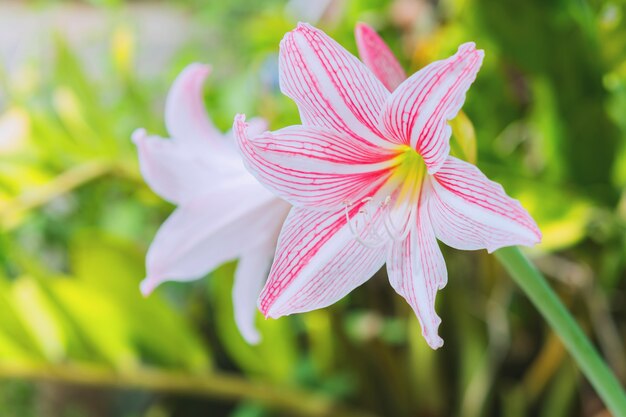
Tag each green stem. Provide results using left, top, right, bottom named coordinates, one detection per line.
left=0, top=362, right=376, bottom=417
left=495, top=246, right=626, bottom=416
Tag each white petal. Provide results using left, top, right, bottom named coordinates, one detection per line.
left=132, top=129, right=212, bottom=205
left=387, top=209, right=447, bottom=349
left=165, top=63, right=222, bottom=149
left=428, top=156, right=541, bottom=252
left=140, top=180, right=281, bottom=294
left=233, top=242, right=276, bottom=345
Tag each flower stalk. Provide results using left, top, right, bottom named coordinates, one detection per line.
left=0, top=362, right=377, bottom=417
left=495, top=246, right=626, bottom=417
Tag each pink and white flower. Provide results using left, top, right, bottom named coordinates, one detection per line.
left=234, top=23, right=541, bottom=349
left=133, top=63, right=290, bottom=344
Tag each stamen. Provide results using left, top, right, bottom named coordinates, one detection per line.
left=346, top=148, right=426, bottom=247
left=344, top=200, right=386, bottom=249
left=383, top=205, right=413, bottom=241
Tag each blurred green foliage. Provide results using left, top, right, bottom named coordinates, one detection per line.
left=0, top=0, right=625, bottom=416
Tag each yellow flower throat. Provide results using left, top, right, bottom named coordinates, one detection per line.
left=387, top=146, right=427, bottom=206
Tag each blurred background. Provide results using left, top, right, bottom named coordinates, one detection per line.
left=1, top=0, right=626, bottom=416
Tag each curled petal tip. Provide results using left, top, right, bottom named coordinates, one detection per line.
left=184, top=62, right=212, bottom=79
left=427, top=335, right=445, bottom=350
left=245, top=117, right=269, bottom=137
left=242, top=330, right=261, bottom=345
left=260, top=306, right=272, bottom=319
left=281, top=22, right=312, bottom=45
left=354, top=21, right=376, bottom=37
left=131, top=128, right=147, bottom=145
left=233, top=114, right=249, bottom=143
left=354, top=22, right=373, bottom=34
left=139, top=278, right=156, bottom=297
left=234, top=113, right=247, bottom=124
left=457, top=42, right=485, bottom=60
left=423, top=318, right=444, bottom=349
left=459, top=41, right=477, bottom=51
left=259, top=302, right=279, bottom=320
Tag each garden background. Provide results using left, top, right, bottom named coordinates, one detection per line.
left=0, top=0, right=625, bottom=416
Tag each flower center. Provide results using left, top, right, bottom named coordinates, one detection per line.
left=344, top=146, right=427, bottom=248
left=387, top=145, right=427, bottom=206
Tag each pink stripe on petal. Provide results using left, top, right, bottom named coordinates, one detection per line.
left=279, top=23, right=392, bottom=148
left=234, top=115, right=395, bottom=209
left=355, top=22, right=406, bottom=91
left=428, top=156, right=541, bottom=252
left=387, top=209, right=447, bottom=349
left=381, top=43, right=484, bottom=173
left=259, top=205, right=387, bottom=318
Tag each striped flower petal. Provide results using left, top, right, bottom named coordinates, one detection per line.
left=381, top=43, right=484, bottom=173
left=427, top=156, right=542, bottom=252
left=279, top=23, right=392, bottom=148
left=234, top=114, right=395, bottom=209
left=355, top=23, right=406, bottom=91
left=259, top=205, right=388, bottom=318
left=387, top=209, right=447, bottom=349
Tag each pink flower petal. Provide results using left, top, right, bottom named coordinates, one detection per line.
left=165, top=63, right=223, bottom=150
left=427, top=156, right=541, bottom=252
left=259, top=205, right=387, bottom=318
left=381, top=43, right=484, bottom=173
left=355, top=23, right=406, bottom=91
left=279, top=23, right=392, bottom=147
left=234, top=114, right=395, bottom=209
left=140, top=179, right=283, bottom=295
left=387, top=209, right=447, bottom=349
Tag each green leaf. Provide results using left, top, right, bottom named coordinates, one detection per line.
left=69, top=231, right=211, bottom=371
left=210, top=263, right=299, bottom=383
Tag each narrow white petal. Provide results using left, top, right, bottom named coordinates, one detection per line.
left=387, top=209, right=447, bottom=349
left=233, top=242, right=276, bottom=345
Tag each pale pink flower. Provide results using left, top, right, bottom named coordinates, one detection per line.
left=234, top=23, right=541, bottom=349
left=354, top=23, right=406, bottom=91
left=133, top=64, right=290, bottom=344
